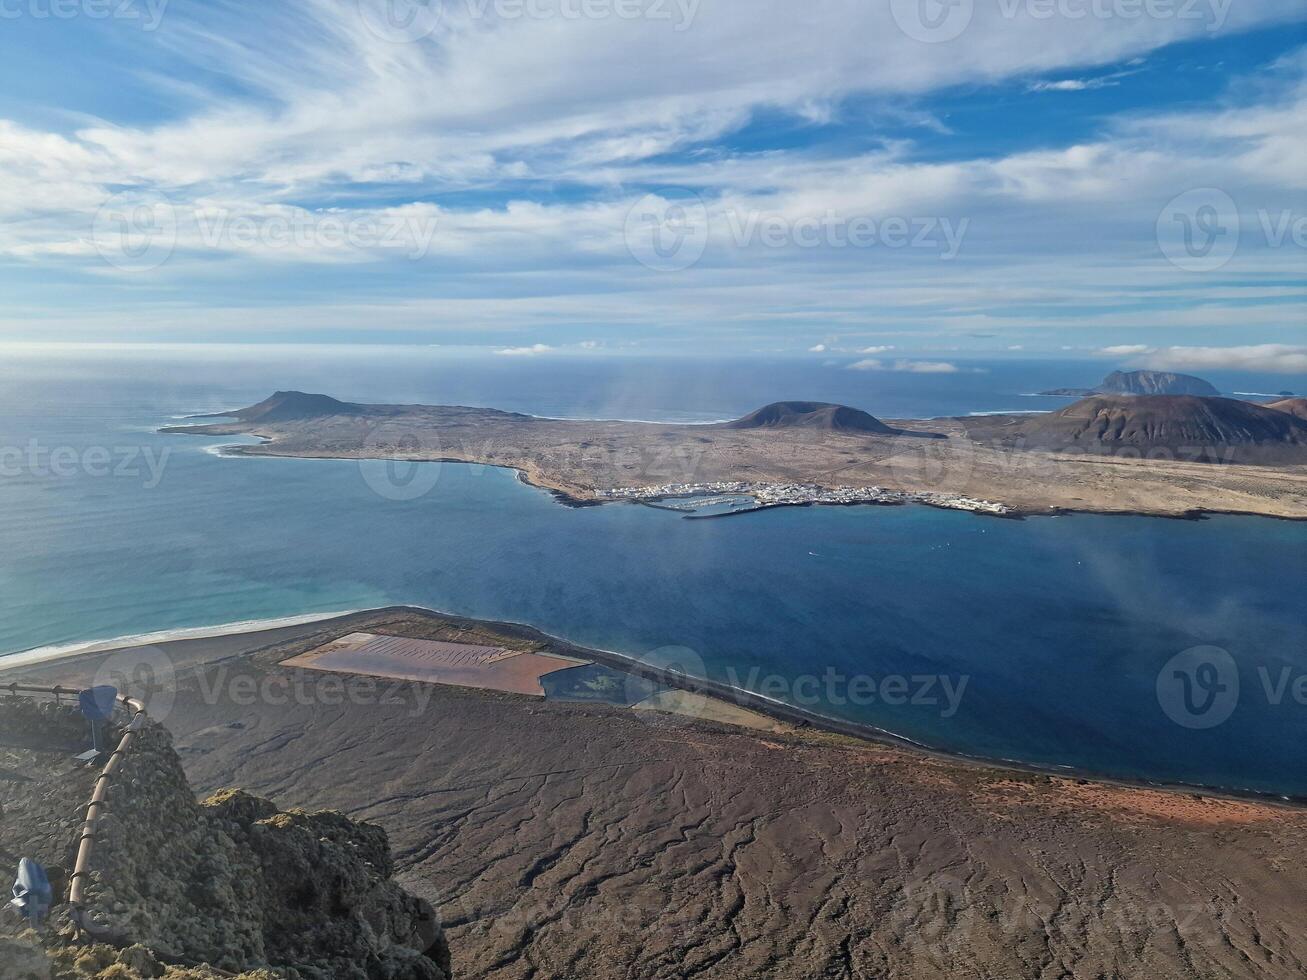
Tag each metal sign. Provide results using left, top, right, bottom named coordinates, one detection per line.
left=79, top=686, right=118, bottom=722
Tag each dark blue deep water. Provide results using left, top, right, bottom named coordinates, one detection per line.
left=2, top=346, right=1304, bottom=795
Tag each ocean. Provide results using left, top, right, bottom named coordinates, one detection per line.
left=2, top=345, right=1305, bottom=795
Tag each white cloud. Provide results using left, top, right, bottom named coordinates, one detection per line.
left=848, top=358, right=962, bottom=373
left=1134, top=344, right=1307, bottom=374
left=1029, top=79, right=1094, bottom=92
left=1097, top=344, right=1154, bottom=356
left=496, top=343, right=553, bottom=356
left=895, top=359, right=963, bottom=374
left=860, top=345, right=895, bottom=354
left=808, top=343, right=827, bottom=352
left=0, top=1, right=1305, bottom=346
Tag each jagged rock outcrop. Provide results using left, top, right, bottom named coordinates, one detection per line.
left=0, top=702, right=448, bottom=979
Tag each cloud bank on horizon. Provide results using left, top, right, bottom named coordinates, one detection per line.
left=0, top=0, right=1303, bottom=370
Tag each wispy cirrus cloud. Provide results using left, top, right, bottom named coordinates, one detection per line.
left=0, top=1, right=1303, bottom=350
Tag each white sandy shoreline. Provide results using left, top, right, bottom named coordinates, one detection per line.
left=0, top=610, right=361, bottom=671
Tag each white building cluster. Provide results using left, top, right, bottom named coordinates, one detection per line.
left=597, top=482, right=1010, bottom=515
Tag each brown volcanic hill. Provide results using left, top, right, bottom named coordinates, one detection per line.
left=966, top=395, right=1307, bottom=461
left=1266, top=397, right=1307, bottom=421
left=724, top=401, right=894, bottom=433
left=228, top=390, right=372, bottom=423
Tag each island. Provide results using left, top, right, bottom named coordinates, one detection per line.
left=1040, top=369, right=1222, bottom=397
left=162, top=391, right=1307, bottom=520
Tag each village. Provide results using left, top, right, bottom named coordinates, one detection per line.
left=596, top=481, right=1012, bottom=516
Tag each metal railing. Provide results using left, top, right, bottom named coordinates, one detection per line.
left=2, top=682, right=147, bottom=941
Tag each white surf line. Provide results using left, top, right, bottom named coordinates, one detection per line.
left=1, top=610, right=361, bottom=671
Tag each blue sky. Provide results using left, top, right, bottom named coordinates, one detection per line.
left=0, top=0, right=1304, bottom=374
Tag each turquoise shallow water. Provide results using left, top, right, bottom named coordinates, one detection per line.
left=2, top=349, right=1305, bottom=795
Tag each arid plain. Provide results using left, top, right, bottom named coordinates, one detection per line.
left=8, top=609, right=1307, bottom=979
left=167, top=394, right=1307, bottom=520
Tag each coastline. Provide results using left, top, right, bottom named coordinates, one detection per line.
left=198, top=437, right=1307, bottom=522
left=0, top=609, right=361, bottom=669
left=6, top=603, right=1306, bottom=810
